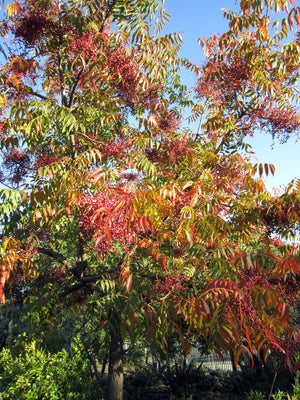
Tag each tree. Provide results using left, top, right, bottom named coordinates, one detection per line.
left=191, top=0, right=300, bottom=150
left=0, top=1, right=185, bottom=399
left=0, top=1, right=300, bottom=399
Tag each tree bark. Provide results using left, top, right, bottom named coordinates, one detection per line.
left=107, top=314, right=124, bottom=400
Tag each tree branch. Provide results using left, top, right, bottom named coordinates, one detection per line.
left=100, top=0, right=118, bottom=32
left=195, top=100, right=208, bottom=141
left=27, top=88, right=49, bottom=101
left=214, top=130, right=232, bottom=154
left=63, top=274, right=103, bottom=295
left=37, top=246, right=74, bottom=270
left=68, top=68, right=84, bottom=108
left=214, top=110, right=247, bottom=154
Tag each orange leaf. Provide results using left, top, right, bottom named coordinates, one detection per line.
left=260, top=25, right=268, bottom=40
left=105, top=225, right=112, bottom=247
left=146, top=306, right=152, bottom=321
left=149, top=247, right=155, bottom=256
left=201, top=298, right=211, bottom=316
left=245, top=326, right=253, bottom=353
left=86, top=168, right=105, bottom=185
left=125, top=273, right=132, bottom=293
left=0, top=285, right=5, bottom=304
left=35, top=209, right=42, bottom=224
left=233, top=347, right=243, bottom=370
left=161, top=253, right=166, bottom=271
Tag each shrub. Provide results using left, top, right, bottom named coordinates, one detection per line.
left=0, top=340, right=103, bottom=399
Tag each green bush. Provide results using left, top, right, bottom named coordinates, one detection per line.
left=0, top=341, right=103, bottom=399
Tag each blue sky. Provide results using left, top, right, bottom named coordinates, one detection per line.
left=163, top=0, right=300, bottom=193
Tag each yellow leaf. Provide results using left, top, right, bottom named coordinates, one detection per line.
left=6, top=2, right=21, bottom=18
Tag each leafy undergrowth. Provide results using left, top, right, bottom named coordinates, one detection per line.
left=123, top=364, right=295, bottom=400
left=0, top=341, right=102, bottom=400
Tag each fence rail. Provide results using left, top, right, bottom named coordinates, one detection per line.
left=126, top=342, right=239, bottom=372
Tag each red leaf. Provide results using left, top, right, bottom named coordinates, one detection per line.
left=101, top=32, right=108, bottom=46
left=269, top=164, right=275, bottom=176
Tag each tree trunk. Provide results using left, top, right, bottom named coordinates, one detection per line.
left=107, top=315, right=124, bottom=400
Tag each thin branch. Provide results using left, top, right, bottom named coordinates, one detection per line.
left=67, top=0, right=117, bottom=109
left=63, top=274, right=103, bottom=294
left=0, top=179, right=15, bottom=190
left=68, top=68, right=84, bottom=108
left=78, top=131, right=103, bottom=145
left=214, top=110, right=247, bottom=154
left=27, top=88, right=49, bottom=101
left=99, top=0, right=118, bottom=32
left=214, top=131, right=231, bottom=154
left=195, top=100, right=208, bottom=141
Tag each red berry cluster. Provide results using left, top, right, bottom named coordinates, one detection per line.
left=105, top=47, right=159, bottom=108
left=195, top=56, right=250, bottom=102
left=13, top=0, right=73, bottom=46
left=155, top=110, right=182, bottom=134
left=222, top=57, right=250, bottom=92
left=212, top=156, right=245, bottom=193
left=107, top=47, right=141, bottom=103
left=257, top=104, right=300, bottom=141
left=100, top=138, right=130, bottom=161
left=35, top=154, right=62, bottom=168
left=146, top=137, right=190, bottom=165
left=238, top=269, right=299, bottom=322
left=15, top=10, right=53, bottom=45
left=3, top=148, right=31, bottom=185
left=271, top=335, right=300, bottom=371
left=147, top=271, right=188, bottom=301
left=49, top=265, right=66, bottom=282
left=121, top=172, right=139, bottom=182
left=68, top=30, right=101, bottom=63
left=257, top=199, right=300, bottom=233
left=225, top=289, right=260, bottom=326
left=268, top=275, right=300, bottom=308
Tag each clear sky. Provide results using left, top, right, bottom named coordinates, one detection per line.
left=163, top=0, right=300, bottom=193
